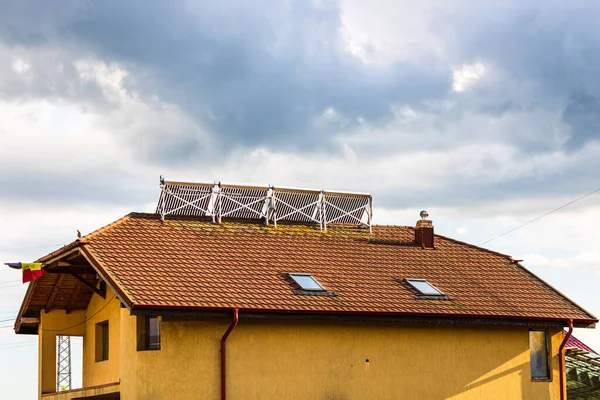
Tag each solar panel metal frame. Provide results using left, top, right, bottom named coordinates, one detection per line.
left=156, top=179, right=373, bottom=231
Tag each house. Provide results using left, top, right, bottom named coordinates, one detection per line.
left=564, top=333, right=600, bottom=398
left=12, top=180, right=598, bottom=400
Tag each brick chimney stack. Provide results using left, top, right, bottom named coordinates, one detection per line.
left=415, top=211, right=434, bottom=249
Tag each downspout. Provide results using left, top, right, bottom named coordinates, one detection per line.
left=558, top=319, right=573, bottom=400
left=221, top=308, right=239, bottom=400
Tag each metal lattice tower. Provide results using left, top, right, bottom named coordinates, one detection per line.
left=56, top=335, right=72, bottom=391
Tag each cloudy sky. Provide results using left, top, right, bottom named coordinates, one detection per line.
left=1, top=0, right=600, bottom=397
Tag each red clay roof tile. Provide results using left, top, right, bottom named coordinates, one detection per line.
left=69, top=212, right=597, bottom=322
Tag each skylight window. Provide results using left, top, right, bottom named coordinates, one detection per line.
left=405, top=278, right=444, bottom=296
left=288, top=273, right=325, bottom=291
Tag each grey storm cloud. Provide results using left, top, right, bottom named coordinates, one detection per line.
left=433, top=0, right=600, bottom=151
left=3, top=0, right=600, bottom=155
left=0, top=0, right=450, bottom=155
left=2, top=0, right=600, bottom=209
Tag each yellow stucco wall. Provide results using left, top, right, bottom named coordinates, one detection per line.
left=38, top=285, right=564, bottom=400
left=38, top=289, right=121, bottom=399
left=38, top=310, right=86, bottom=396
left=119, top=313, right=563, bottom=400
left=81, top=293, right=121, bottom=387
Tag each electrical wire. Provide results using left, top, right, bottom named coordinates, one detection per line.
left=0, top=343, right=36, bottom=349
left=0, top=343, right=37, bottom=350
left=0, top=284, right=25, bottom=289
left=480, top=186, right=600, bottom=246
left=0, top=341, right=36, bottom=348
left=0, top=312, right=17, bottom=317
left=0, top=244, right=64, bottom=252
left=40, top=294, right=117, bottom=332
left=0, top=294, right=116, bottom=331
left=0, top=293, right=116, bottom=332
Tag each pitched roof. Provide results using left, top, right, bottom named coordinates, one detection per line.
left=65, top=212, right=595, bottom=322
left=566, top=333, right=598, bottom=354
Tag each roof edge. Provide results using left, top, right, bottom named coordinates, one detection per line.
left=434, top=232, right=597, bottom=322
left=13, top=280, right=38, bottom=333
left=15, top=240, right=135, bottom=334
left=36, top=241, right=87, bottom=264
left=130, top=304, right=598, bottom=328
left=512, top=260, right=598, bottom=321
left=79, top=212, right=135, bottom=242
left=35, top=212, right=136, bottom=264
left=79, top=246, right=134, bottom=309
left=433, top=232, right=513, bottom=259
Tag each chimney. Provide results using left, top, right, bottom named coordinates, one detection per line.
left=415, top=210, right=434, bottom=249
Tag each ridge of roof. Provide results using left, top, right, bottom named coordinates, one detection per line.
left=432, top=232, right=513, bottom=260
left=36, top=240, right=87, bottom=263
left=35, top=213, right=135, bottom=264
left=33, top=211, right=384, bottom=264
left=130, top=212, right=415, bottom=229
left=80, top=212, right=137, bottom=241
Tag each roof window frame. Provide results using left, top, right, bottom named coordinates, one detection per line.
left=287, top=273, right=326, bottom=292
left=404, top=278, right=445, bottom=296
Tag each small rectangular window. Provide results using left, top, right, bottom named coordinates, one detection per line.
left=137, top=316, right=161, bottom=351
left=529, top=330, right=550, bottom=380
left=288, top=273, right=326, bottom=291
left=95, top=321, right=109, bottom=362
left=404, top=278, right=444, bottom=296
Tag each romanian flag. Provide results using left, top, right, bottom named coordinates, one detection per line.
left=5, top=262, right=44, bottom=283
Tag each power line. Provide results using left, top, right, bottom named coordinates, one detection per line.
left=0, top=342, right=36, bottom=348
left=0, top=244, right=64, bottom=252
left=0, top=312, right=17, bottom=316
left=0, top=343, right=37, bottom=350
left=0, top=294, right=117, bottom=331
left=0, top=340, right=36, bottom=348
left=0, top=279, right=21, bottom=284
left=0, top=284, right=26, bottom=289
left=480, top=186, right=600, bottom=246
left=41, top=294, right=116, bottom=332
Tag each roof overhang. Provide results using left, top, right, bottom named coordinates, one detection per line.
left=129, top=306, right=597, bottom=328
left=14, top=243, right=131, bottom=334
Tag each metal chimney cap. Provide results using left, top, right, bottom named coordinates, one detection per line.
left=420, top=210, right=429, bottom=220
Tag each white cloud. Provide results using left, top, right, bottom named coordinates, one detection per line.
left=339, top=0, right=448, bottom=63
left=11, top=57, right=30, bottom=75
left=452, top=62, right=486, bottom=92
left=74, top=59, right=129, bottom=103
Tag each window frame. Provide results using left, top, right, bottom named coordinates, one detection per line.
left=404, top=278, right=445, bottom=296
left=529, top=329, right=552, bottom=382
left=95, top=320, right=109, bottom=362
left=287, top=273, right=326, bottom=292
left=137, top=316, right=161, bottom=351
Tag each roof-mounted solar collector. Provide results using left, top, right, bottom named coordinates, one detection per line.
left=156, top=177, right=373, bottom=232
